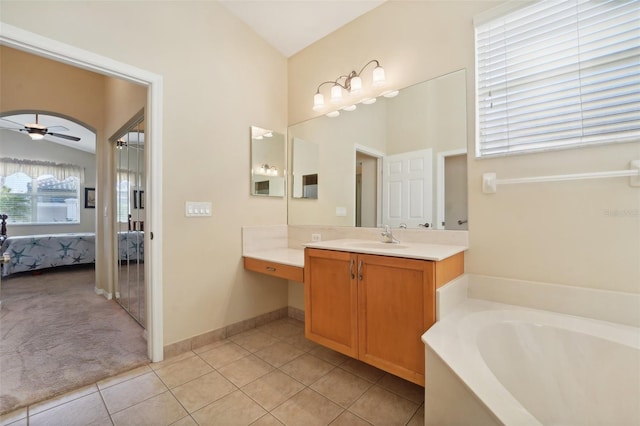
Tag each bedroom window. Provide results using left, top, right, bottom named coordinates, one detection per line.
left=475, top=0, right=640, bottom=157
left=0, top=159, right=83, bottom=225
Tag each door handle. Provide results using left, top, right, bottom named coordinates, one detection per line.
left=350, top=259, right=355, bottom=279
left=358, top=260, right=363, bottom=280
left=419, top=223, right=430, bottom=228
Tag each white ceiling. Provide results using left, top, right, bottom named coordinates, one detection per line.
left=219, top=0, right=386, bottom=57
left=0, top=113, right=97, bottom=154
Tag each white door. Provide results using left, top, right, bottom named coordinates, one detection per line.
left=382, top=149, right=433, bottom=228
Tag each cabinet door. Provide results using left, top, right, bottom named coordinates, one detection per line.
left=357, top=254, right=434, bottom=385
left=304, top=248, right=358, bottom=357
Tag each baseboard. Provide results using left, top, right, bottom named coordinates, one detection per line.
left=288, top=306, right=304, bottom=322
left=163, top=306, right=303, bottom=359
left=94, top=286, right=113, bottom=300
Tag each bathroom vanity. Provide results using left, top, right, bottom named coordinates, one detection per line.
left=303, top=239, right=465, bottom=386
left=241, top=226, right=467, bottom=387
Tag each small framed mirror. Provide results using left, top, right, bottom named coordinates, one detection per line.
left=250, top=126, right=285, bottom=197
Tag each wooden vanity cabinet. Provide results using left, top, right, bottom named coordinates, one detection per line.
left=305, top=247, right=461, bottom=386
left=304, top=249, right=358, bottom=357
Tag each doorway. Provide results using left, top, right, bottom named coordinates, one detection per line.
left=355, top=151, right=379, bottom=227
left=1, top=23, right=164, bottom=361
left=436, top=149, right=468, bottom=230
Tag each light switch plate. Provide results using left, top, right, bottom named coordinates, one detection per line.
left=335, top=207, right=347, bottom=217
left=185, top=201, right=212, bottom=217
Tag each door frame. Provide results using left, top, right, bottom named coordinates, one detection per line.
left=354, top=144, right=384, bottom=227
left=436, top=148, right=467, bottom=230
left=1, top=23, right=165, bottom=362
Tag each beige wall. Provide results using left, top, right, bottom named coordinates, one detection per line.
left=1, top=0, right=290, bottom=346
left=288, top=1, right=640, bottom=294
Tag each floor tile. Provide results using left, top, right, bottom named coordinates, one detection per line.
left=279, top=354, right=335, bottom=385
left=348, top=385, right=419, bottom=426
left=376, top=373, right=424, bottom=404
left=217, top=355, right=274, bottom=387
left=198, top=341, right=250, bottom=369
left=150, top=351, right=197, bottom=371
left=340, top=359, right=386, bottom=383
left=192, top=390, right=267, bottom=426
left=283, top=334, right=322, bottom=353
left=271, top=388, right=343, bottom=426
left=192, top=339, right=228, bottom=354
left=309, top=346, right=350, bottom=366
left=330, top=411, right=373, bottom=426
left=170, top=416, right=199, bottom=426
left=101, top=371, right=167, bottom=414
left=29, top=392, right=111, bottom=426
left=310, top=368, right=373, bottom=407
left=254, top=341, right=305, bottom=367
left=154, top=354, right=214, bottom=388
left=97, top=364, right=153, bottom=390
left=2, top=418, right=27, bottom=426
left=257, top=319, right=304, bottom=339
left=241, top=370, right=305, bottom=411
left=0, top=408, right=27, bottom=426
left=171, top=371, right=237, bottom=413
left=111, top=390, right=187, bottom=426
left=250, top=413, right=284, bottom=425
left=29, top=384, right=98, bottom=415
left=406, top=404, right=425, bottom=426
left=229, top=329, right=280, bottom=353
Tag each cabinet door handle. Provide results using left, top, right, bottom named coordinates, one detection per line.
left=266, top=266, right=276, bottom=272
left=350, top=259, right=355, bottom=279
left=358, top=260, right=363, bottom=280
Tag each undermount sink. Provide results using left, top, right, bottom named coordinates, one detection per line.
left=348, top=242, right=409, bottom=250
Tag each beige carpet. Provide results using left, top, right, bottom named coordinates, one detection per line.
left=0, top=266, right=149, bottom=415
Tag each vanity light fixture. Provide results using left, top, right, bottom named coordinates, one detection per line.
left=259, top=164, right=278, bottom=176
left=313, top=59, right=392, bottom=117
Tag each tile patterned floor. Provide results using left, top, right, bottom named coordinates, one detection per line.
left=0, top=318, right=425, bottom=426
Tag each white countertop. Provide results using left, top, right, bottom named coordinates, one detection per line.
left=243, top=248, right=304, bottom=268
left=304, top=238, right=466, bottom=261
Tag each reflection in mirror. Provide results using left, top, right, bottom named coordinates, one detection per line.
left=251, top=126, right=285, bottom=197
left=114, top=114, right=145, bottom=327
left=292, top=137, right=319, bottom=199
left=288, top=69, right=468, bottom=230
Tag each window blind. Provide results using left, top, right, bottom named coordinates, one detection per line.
left=475, top=0, right=640, bottom=157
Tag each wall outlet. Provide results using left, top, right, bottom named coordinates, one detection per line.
left=311, top=233, right=321, bottom=242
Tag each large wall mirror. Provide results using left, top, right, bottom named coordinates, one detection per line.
left=288, top=69, right=468, bottom=230
left=250, top=126, right=285, bottom=197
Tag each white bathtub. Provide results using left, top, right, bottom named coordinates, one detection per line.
left=423, top=298, right=640, bottom=425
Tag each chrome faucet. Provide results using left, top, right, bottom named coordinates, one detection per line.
left=381, top=225, right=399, bottom=243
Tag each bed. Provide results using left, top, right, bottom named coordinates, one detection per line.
left=0, top=231, right=144, bottom=277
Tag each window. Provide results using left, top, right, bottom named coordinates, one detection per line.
left=0, top=159, right=84, bottom=225
left=475, top=0, right=640, bottom=157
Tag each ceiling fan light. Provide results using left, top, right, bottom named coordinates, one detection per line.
left=28, top=132, right=45, bottom=140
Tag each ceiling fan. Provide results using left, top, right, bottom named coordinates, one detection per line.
left=0, top=114, right=81, bottom=141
